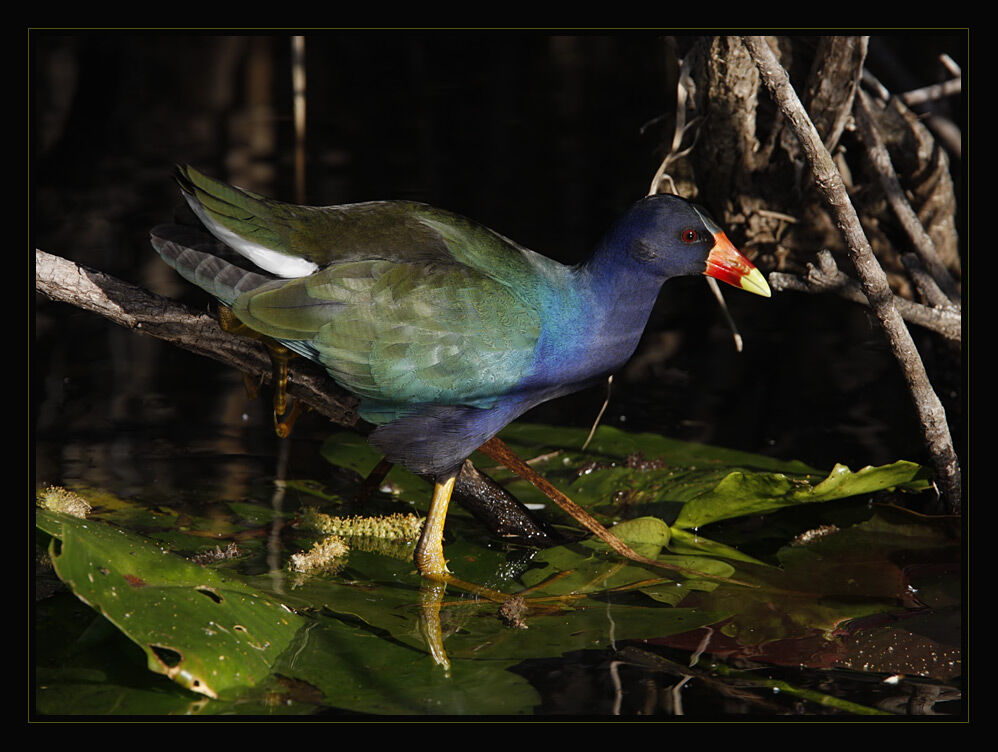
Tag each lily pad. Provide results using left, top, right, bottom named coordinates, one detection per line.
left=37, top=509, right=308, bottom=699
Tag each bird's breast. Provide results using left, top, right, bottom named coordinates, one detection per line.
left=520, top=287, right=647, bottom=397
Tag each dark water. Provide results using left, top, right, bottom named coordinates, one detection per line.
left=32, top=32, right=964, bottom=718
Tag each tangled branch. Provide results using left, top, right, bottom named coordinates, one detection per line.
left=741, top=35, right=961, bottom=511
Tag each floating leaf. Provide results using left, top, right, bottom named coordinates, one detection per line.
left=673, top=460, right=931, bottom=529
left=35, top=427, right=947, bottom=715
left=37, top=509, right=308, bottom=699
left=476, top=425, right=931, bottom=529
left=610, top=515, right=672, bottom=548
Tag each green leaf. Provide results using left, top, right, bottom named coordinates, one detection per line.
left=479, top=424, right=931, bottom=529
left=34, top=422, right=946, bottom=715
left=610, top=516, right=671, bottom=547
left=37, top=509, right=308, bottom=699
left=268, top=613, right=543, bottom=715
left=674, top=460, right=931, bottom=529
left=319, top=432, right=433, bottom=500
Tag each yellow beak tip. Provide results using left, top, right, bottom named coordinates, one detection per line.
left=741, top=268, right=772, bottom=298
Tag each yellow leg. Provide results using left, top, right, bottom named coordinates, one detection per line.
left=273, top=393, right=304, bottom=438
left=414, top=474, right=456, bottom=578
left=412, top=474, right=455, bottom=669
left=268, top=343, right=293, bottom=417
left=412, top=474, right=542, bottom=669
left=264, top=343, right=310, bottom=437
left=418, top=580, right=452, bottom=673
left=218, top=305, right=305, bottom=438
left=217, top=304, right=246, bottom=335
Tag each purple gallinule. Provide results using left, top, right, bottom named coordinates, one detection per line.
left=151, top=165, right=770, bottom=579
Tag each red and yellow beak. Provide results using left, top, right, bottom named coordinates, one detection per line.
left=704, top=231, right=771, bottom=298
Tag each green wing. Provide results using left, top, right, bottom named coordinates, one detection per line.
left=231, top=258, right=542, bottom=423
left=177, top=165, right=537, bottom=275
left=176, top=165, right=558, bottom=422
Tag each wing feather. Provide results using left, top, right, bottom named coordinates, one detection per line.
left=231, top=258, right=542, bottom=423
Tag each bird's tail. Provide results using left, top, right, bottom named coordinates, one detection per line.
left=150, top=224, right=272, bottom=307
left=172, top=165, right=318, bottom=278
left=174, top=164, right=276, bottom=241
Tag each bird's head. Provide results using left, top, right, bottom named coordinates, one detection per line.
left=604, top=193, right=771, bottom=297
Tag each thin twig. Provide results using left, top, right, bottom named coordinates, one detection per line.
left=900, top=76, right=961, bottom=107
left=706, top=277, right=744, bottom=352
left=940, top=54, right=961, bottom=77
left=861, top=66, right=962, bottom=160
left=741, top=36, right=961, bottom=512
left=648, top=53, right=701, bottom=197
left=581, top=375, right=612, bottom=451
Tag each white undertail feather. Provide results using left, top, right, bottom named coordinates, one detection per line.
left=183, top=195, right=319, bottom=278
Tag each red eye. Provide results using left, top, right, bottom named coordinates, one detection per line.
left=681, top=228, right=700, bottom=243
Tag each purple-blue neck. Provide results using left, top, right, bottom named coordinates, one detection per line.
left=575, top=241, right=668, bottom=362
left=516, top=239, right=669, bottom=398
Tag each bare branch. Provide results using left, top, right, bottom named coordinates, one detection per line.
left=901, top=76, right=962, bottom=106
left=804, top=36, right=868, bottom=153
left=768, top=251, right=961, bottom=343
left=741, top=36, right=961, bottom=511
left=854, top=89, right=961, bottom=303
left=901, top=253, right=955, bottom=311
left=861, top=66, right=962, bottom=160
left=34, top=249, right=360, bottom=429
